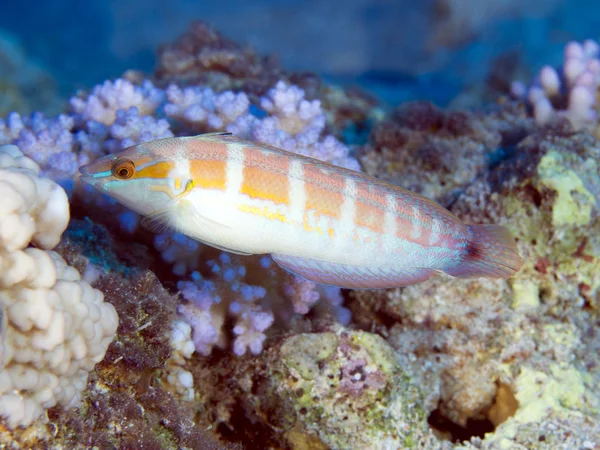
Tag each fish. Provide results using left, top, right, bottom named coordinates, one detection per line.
left=79, top=132, right=523, bottom=289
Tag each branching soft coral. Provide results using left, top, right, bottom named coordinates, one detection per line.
left=165, top=84, right=250, bottom=130
left=512, top=39, right=600, bottom=136
left=0, top=113, right=85, bottom=181
left=176, top=255, right=274, bottom=357
left=70, top=78, right=164, bottom=126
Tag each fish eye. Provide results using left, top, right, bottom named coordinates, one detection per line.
left=112, top=158, right=136, bottom=179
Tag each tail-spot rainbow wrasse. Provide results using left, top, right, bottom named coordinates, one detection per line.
left=79, top=132, right=523, bottom=289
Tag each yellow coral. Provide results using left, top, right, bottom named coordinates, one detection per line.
left=537, top=151, right=596, bottom=227
left=510, top=279, right=540, bottom=311
left=488, top=362, right=596, bottom=448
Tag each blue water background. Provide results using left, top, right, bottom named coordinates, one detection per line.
left=1, top=0, right=599, bottom=107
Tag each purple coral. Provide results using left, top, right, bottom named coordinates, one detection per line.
left=172, top=251, right=347, bottom=357
left=71, top=79, right=172, bottom=155
left=154, top=232, right=203, bottom=276
left=283, top=274, right=321, bottom=315
left=339, top=358, right=387, bottom=395
left=105, top=107, right=173, bottom=152
left=177, top=266, right=274, bottom=356
left=512, top=39, right=600, bottom=132
left=310, top=135, right=361, bottom=171
left=70, top=78, right=164, bottom=125
left=230, top=285, right=274, bottom=356
left=177, top=275, right=224, bottom=356
left=0, top=112, right=84, bottom=180
left=165, top=84, right=250, bottom=129
left=236, top=81, right=360, bottom=169
left=259, top=80, right=324, bottom=135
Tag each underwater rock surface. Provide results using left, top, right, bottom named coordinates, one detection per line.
left=0, top=21, right=598, bottom=450
left=353, top=110, right=600, bottom=447
left=242, top=328, right=433, bottom=449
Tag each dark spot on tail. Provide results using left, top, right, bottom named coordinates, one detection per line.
left=465, top=242, right=482, bottom=260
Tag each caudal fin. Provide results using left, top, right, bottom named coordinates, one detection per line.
left=444, top=225, right=523, bottom=279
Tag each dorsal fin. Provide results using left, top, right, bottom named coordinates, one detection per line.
left=194, top=132, right=233, bottom=138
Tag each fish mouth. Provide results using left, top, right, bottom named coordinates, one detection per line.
left=79, top=174, right=97, bottom=185
left=79, top=166, right=107, bottom=192
left=79, top=176, right=107, bottom=192
left=79, top=164, right=93, bottom=177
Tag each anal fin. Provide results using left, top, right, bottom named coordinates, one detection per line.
left=271, top=254, right=435, bottom=289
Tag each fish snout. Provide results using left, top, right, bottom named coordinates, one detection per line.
left=79, top=164, right=92, bottom=177
left=78, top=162, right=109, bottom=191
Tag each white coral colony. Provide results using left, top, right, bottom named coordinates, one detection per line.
left=0, top=144, right=119, bottom=428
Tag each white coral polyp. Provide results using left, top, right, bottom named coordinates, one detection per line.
left=0, top=144, right=119, bottom=429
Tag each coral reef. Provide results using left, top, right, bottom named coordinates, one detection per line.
left=512, top=39, right=600, bottom=137
left=1, top=18, right=599, bottom=450
left=70, top=78, right=164, bottom=126
left=174, top=250, right=348, bottom=357
left=358, top=100, right=534, bottom=205
left=0, top=145, right=118, bottom=429
left=0, top=43, right=363, bottom=362
left=184, top=323, right=448, bottom=450
left=351, top=113, right=600, bottom=447
left=0, top=218, right=237, bottom=448
left=0, top=113, right=84, bottom=181
left=246, top=327, right=437, bottom=449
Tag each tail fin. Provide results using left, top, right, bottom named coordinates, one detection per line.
left=444, top=225, right=523, bottom=279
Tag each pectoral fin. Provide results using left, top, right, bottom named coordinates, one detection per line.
left=142, top=200, right=252, bottom=255
left=190, top=238, right=254, bottom=255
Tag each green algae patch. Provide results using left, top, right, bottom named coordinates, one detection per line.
left=484, top=362, right=599, bottom=448
left=510, top=279, right=540, bottom=311
left=500, top=160, right=600, bottom=314
left=542, top=323, right=579, bottom=354
left=281, top=332, right=338, bottom=380
left=266, top=329, right=433, bottom=450
left=516, top=364, right=586, bottom=422
left=350, top=331, right=397, bottom=375
left=537, top=150, right=596, bottom=227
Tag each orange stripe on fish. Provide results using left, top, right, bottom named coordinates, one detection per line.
left=241, top=146, right=291, bottom=205
left=182, top=139, right=230, bottom=190
left=133, top=161, right=176, bottom=179
left=303, top=164, right=345, bottom=219
left=355, top=181, right=385, bottom=233
left=190, top=159, right=227, bottom=190
left=396, top=215, right=423, bottom=245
